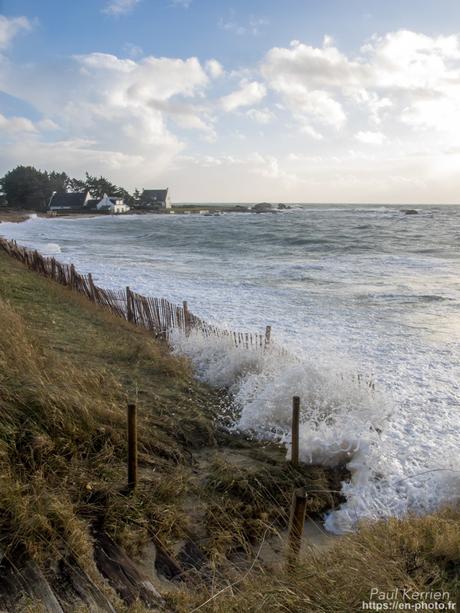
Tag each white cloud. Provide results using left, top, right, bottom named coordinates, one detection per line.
left=355, top=130, right=387, bottom=145
left=0, top=15, right=32, bottom=49
left=261, top=31, right=460, bottom=136
left=0, top=50, right=213, bottom=185
left=246, top=107, right=275, bottom=124
left=220, top=80, right=266, bottom=112
left=123, top=42, right=143, bottom=58
left=0, top=113, right=37, bottom=133
left=37, top=118, right=60, bottom=131
left=171, top=0, right=192, bottom=7
left=102, top=0, right=141, bottom=16
left=205, top=59, right=224, bottom=78
left=218, top=14, right=268, bottom=37
left=300, top=124, right=324, bottom=140
left=2, top=28, right=460, bottom=201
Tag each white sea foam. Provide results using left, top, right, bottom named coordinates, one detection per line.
left=43, top=242, right=61, bottom=254
left=172, top=329, right=459, bottom=533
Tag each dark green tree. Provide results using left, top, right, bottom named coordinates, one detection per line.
left=48, top=171, right=71, bottom=194
left=0, top=166, right=53, bottom=210
left=84, top=173, right=119, bottom=199
left=67, top=177, right=87, bottom=192
left=0, top=166, right=137, bottom=210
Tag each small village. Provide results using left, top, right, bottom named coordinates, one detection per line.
left=47, top=187, right=292, bottom=216
left=48, top=188, right=172, bottom=215
left=0, top=166, right=293, bottom=218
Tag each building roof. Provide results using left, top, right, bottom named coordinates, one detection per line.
left=49, top=192, right=88, bottom=210
left=141, top=189, right=168, bottom=202
left=85, top=199, right=99, bottom=210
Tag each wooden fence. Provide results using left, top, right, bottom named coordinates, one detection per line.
left=0, top=237, right=272, bottom=349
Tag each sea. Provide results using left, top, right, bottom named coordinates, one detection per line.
left=1, top=204, right=459, bottom=533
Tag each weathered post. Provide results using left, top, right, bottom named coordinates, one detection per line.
left=87, top=273, right=96, bottom=302
left=265, top=325, right=272, bottom=347
left=126, top=286, right=134, bottom=323
left=287, top=486, right=308, bottom=570
left=183, top=300, right=190, bottom=335
left=70, top=263, right=77, bottom=289
left=291, top=396, right=300, bottom=465
left=127, top=403, right=138, bottom=491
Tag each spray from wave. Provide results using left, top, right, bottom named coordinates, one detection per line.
left=171, top=329, right=397, bottom=532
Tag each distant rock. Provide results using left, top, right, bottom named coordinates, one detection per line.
left=277, top=203, right=291, bottom=210
left=253, top=202, right=273, bottom=212
left=402, top=209, right=418, bottom=215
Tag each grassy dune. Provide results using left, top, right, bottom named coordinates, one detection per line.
left=0, top=249, right=458, bottom=612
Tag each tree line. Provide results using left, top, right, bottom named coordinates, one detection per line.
left=0, top=165, right=140, bottom=211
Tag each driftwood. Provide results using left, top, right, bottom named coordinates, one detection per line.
left=0, top=551, right=118, bottom=613
left=51, top=558, right=117, bottom=612
left=93, top=532, right=165, bottom=609
left=0, top=556, right=64, bottom=613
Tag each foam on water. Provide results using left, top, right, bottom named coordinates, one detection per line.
left=1, top=207, right=459, bottom=532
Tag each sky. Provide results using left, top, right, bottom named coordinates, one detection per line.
left=1, top=1, right=460, bottom=203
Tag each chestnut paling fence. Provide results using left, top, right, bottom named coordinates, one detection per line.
left=0, top=237, right=272, bottom=349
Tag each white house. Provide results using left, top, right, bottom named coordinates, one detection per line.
left=96, top=194, right=130, bottom=214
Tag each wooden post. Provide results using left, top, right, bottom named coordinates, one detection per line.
left=88, top=273, right=96, bottom=302
left=127, top=403, right=138, bottom=491
left=291, top=396, right=300, bottom=465
left=183, top=300, right=190, bottom=335
left=126, top=286, right=134, bottom=323
left=70, top=263, right=77, bottom=289
left=265, top=325, right=272, bottom=347
left=287, top=486, right=308, bottom=569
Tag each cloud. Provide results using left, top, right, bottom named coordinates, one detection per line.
left=220, top=80, right=266, bottom=112
left=2, top=27, right=460, bottom=201
left=218, top=14, right=268, bottom=36
left=102, top=0, right=141, bottom=16
left=171, top=0, right=192, bottom=7
left=0, top=15, right=32, bottom=49
left=246, top=107, right=275, bottom=124
left=0, top=113, right=37, bottom=133
left=0, top=50, right=213, bottom=184
left=261, top=31, right=460, bottom=136
left=355, top=130, right=387, bottom=145
left=205, top=59, right=224, bottom=78
left=123, top=42, right=143, bottom=58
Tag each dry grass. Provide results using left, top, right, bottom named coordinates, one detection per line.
left=0, top=250, right=220, bottom=571
left=0, top=210, right=31, bottom=224
left=168, top=508, right=460, bottom=612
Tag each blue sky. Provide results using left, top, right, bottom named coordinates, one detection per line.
left=1, top=0, right=460, bottom=202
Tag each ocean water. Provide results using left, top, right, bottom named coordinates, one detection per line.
left=2, top=205, right=460, bottom=532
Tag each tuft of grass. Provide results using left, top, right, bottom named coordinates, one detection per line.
left=204, top=456, right=346, bottom=559
left=168, top=508, right=460, bottom=612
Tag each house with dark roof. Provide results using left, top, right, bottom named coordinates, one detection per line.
left=139, top=188, right=172, bottom=209
left=49, top=191, right=130, bottom=214
left=96, top=194, right=130, bottom=214
left=48, top=191, right=90, bottom=211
